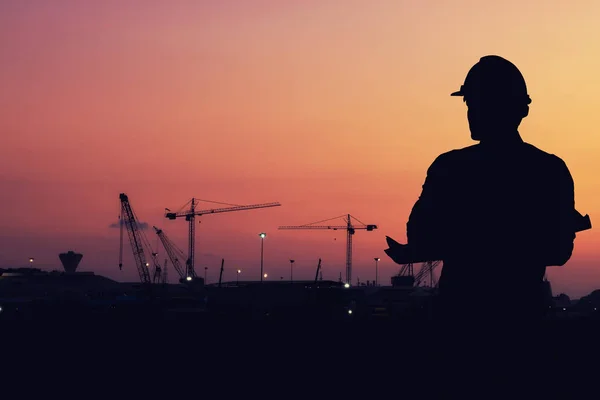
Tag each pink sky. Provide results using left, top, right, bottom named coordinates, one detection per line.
left=1, top=1, right=599, bottom=297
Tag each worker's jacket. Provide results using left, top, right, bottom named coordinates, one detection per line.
left=407, top=134, right=576, bottom=312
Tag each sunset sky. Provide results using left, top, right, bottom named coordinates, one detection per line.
left=1, top=0, right=599, bottom=297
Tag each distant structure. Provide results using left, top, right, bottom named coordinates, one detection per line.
left=59, top=251, right=83, bottom=273
left=543, top=274, right=553, bottom=298
left=279, top=214, right=377, bottom=285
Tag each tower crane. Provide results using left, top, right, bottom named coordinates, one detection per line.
left=165, top=198, right=281, bottom=278
left=118, top=193, right=160, bottom=285
left=278, top=214, right=377, bottom=285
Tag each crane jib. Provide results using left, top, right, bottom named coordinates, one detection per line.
left=163, top=198, right=281, bottom=280
left=277, top=215, right=377, bottom=285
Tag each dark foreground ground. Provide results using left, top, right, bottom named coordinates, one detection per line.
left=3, top=307, right=599, bottom=395
left=3, top=293, right=600, bottom=364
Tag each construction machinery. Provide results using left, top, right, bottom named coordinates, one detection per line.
left=118, top=193, right=161, bottom=286
left=218, top=259, right=225, bottom=288
left=161, top=259, right=168, bottom=284
left=165, top=198, right=281, bottom=279
left=314, top=258, right=322, bottom=285
left=391, top=263, right=415, bottom=287
left=390, top=260, right=441, bottom=288
left=153, top=226, right=191, bottom=283
left=414, top=261, right=441, bottom=287
left=151, top=250, right=162, bottom=284
left=279, top=214, right=377, bottom=285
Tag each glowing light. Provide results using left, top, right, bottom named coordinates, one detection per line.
left=186, top=276, right=192, bottom=281
left=344, top=283, right=350, bottom=288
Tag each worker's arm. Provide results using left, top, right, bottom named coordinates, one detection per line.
left=406, top=154, right=449, bottom=260
left=525, top=157, right=576, bottom=267
left=544, top=158, right=576, bottom=266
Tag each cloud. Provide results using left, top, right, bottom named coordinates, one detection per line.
left=109, top=220, right=149, bottom=230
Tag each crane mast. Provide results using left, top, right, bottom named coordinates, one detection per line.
left=118, top=193, right=152, bottom=285
left=346, top=216, right=354, bottom=286
left=187, top=198, right=196, bottom=279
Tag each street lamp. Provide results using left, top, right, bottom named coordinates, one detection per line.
left=237, top=269, right=241, bottom=285
left=259, top=232, right=266, bottom=282
left=263, top=273, right=268, bottom=279
left=374, top=258, right=380, bottom=286
left=289, top=259, right=295, bottom=283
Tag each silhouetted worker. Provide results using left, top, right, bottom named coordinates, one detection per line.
left=407, top=55, right=577, bottom=322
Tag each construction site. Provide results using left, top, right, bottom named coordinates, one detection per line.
left=0, top=192, right=596, bottom=322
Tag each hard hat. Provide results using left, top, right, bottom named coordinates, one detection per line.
left=451, top=55, right=532, bottom=105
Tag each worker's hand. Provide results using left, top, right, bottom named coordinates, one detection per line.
left=385, top=235, right=403, bottom=249
left=384, top=247, right=404, bottom=265
left=384, top=236, right=443, bottom=264
left=384, top=236, right=410, bottom=265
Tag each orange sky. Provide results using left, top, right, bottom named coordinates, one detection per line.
left=1, top=0, right=599, bottom=297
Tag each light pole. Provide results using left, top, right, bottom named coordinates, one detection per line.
left=237, top=269, right=241, bottom=285
left=204, top=266, right=208, bottom=284
left=374, top=258, right=380, bottom=286
left=290, top=259, right=295, bottom=283
left=259, top=232, right=266, bottom=282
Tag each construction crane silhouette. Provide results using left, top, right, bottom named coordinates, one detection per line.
left=279, top=214, right=377, bottom=285
left=161, top=259, right=168, bottom=285
left=118, top=193, right=161, bottom=285
left=165, top=198, right=281, bottom=278
left=414, top=260, right=441, bottom=287
left=399, top=263, right=414, bottom=277
left=393, top=260, right=441, bottom=287
left=153, top=226, right=189, bottom=282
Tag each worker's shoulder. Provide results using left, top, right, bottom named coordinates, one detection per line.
left=432, top=142, right=567, bottom=166
left=429, top=144, right=479, bottom=166
left=522, top=142, right=563, bottom=159
left=522, top=142, right=569, bottom=168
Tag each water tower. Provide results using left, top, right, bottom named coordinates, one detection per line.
left=59, top=251, right=83, bottom=273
